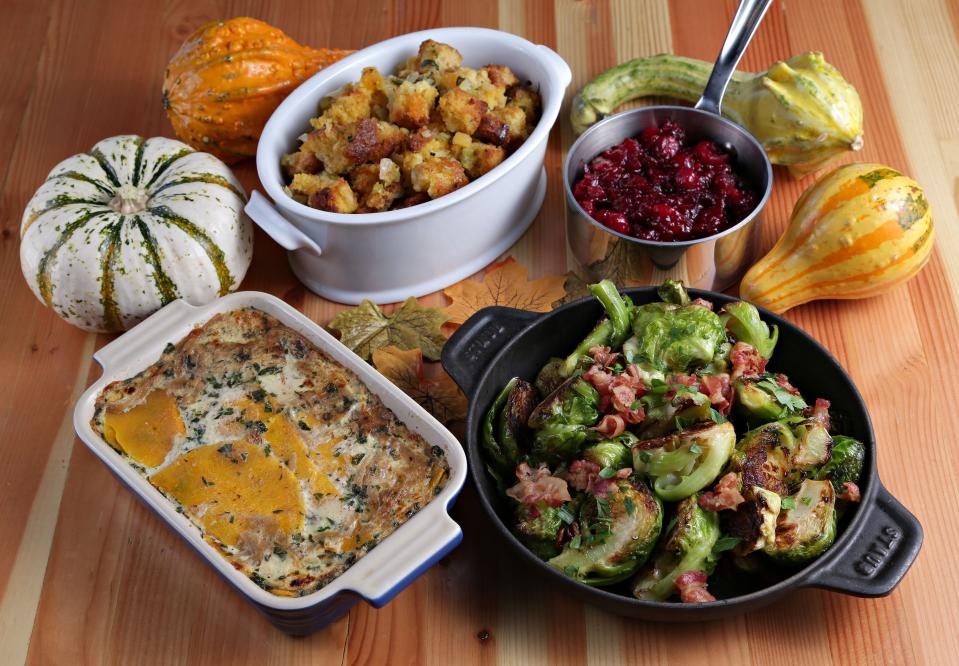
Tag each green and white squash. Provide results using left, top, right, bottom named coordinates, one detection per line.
left=20, top=135, right=253, bottom=332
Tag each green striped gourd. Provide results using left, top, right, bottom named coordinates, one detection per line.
left=20, top=135, right=252, bottom=332
left=571, top=52, right=863, bottom=177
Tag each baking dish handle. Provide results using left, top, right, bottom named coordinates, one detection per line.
left=93, top=298, right=199, bottom=371
left=441, top=306, right=539, bottom=397
left=245, top=190, right=323, bottom=257
left=347, top=511, right=462, bottom=607
left=536, top=44, right=572, bottom=90
left=803, top=480, right=923, bottom=597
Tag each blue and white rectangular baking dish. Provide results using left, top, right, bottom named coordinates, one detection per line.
left=72, top=292, right=467, bottom=635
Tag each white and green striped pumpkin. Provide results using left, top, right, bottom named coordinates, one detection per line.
left=20, top=135, right=253, bottom=332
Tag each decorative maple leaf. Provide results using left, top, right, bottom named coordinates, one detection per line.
left=443, top=257, right=567, bottom=326
left=552, top=272, right=592, bottom=307
left=328, top=298, right=448, bottom=362
left=372, top=346, right=468, bottom=425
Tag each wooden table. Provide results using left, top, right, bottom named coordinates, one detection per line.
left=2, top=0, right=957, bottom=663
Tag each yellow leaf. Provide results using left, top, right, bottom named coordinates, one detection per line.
left=372, top=346, right=467, bottom=425
left=443, top=257, right=567, bottom=326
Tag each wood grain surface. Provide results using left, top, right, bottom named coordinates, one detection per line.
left=1, top=0, right=956, bottom=664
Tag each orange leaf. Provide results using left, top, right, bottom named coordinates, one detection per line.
left=372, top=346, right=467, bottom=425
left=443, top=257, right=567, bottom=326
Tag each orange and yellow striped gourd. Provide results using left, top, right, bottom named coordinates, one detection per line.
left=740, top=163, right=934, bottom=313
left=162, top=18, right=353, bottom=164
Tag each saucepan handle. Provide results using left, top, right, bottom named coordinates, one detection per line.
left=245, top=190, right=323, bottom=257
left=803, top=480, right=922, bottom=597
left=441, top=306, right=539, bottom=397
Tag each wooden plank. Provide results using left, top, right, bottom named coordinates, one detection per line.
left=0, top=0, right=956, bottom=663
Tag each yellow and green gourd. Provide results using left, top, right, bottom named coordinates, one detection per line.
left=571, top=52, right=863, bottom=177
left=19, top=135, right=253, bottom=332
left=740, top=163, right=934, bottom=313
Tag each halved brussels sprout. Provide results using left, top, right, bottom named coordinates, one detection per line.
left=730, top=421, right=794, bottom=496
left=584, top=432, right=637, bottom=470
left=632, top=421, right=736, bottom=501
left=516, top=502, right=565, bottom=560
left=528, top=377, right=600, bottom=429
left=483, top=377, right=521, bottom=480
left=631, top=494, right=721, bottom=601
left=535, top=357, right=566, bottom=397
left=734, top=376, right=807, bottom=424
left=789, top=419, right=833, bottom=470
left=527, top=376, right=600, bottom=463
left=814, top=435, right=865, bottom=494
left=765, top=479, right=837, bottom=565
left=496, top=378, right=538, bottom=461
left=721, top=486, right=782, bottom=555
left=721, top=301, right=778, bottom=359
left=549, top=480, right=663, bottom=586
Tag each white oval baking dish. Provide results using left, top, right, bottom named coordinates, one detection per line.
left=73, top=292, right=467, bottom=635
left=248, top=27, right=572, bottom=304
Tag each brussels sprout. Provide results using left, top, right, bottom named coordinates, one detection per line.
left=734, top=375, right=807, bottom=424
left=632, top=421, right=736, bottom=501
left=729, top=421, right=794, bottom=495
left=789, top=419, right=832, bottom=470
left=584, top=433, right=638, bottom=469
left=483, top=378, right=521, bottom=479
left=531, top=422, right=593, bottom=462
left=814, top=435, right=865, bottom=494
left=528, top=377, right=600, bottom=429
left=638, top=379, right=714, bottom=437
left=721, top=486, right=782, bottom=555
left=589, top=280, right=634, bottom=347
left=721, top=301, right=779, bottom=359
left=765, top=479, right=837, bottom=565
left=561, top=319, right=613, bottom=378
left=535, top=357, right=566, bottom=397
left=528, top=377, right=600, bottom=463
left=630, top=299, right=727, bottom=373
left=516, top=502, right=565, bottom=560
left=549, top=480, right=663, bottom=585
left=657, top=278, right=691, bottom=306
left=495, top=379, right=538, bottom=463
left=631, top=494, right=721, bottom=601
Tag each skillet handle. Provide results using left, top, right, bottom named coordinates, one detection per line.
left=804, top=481, right=922, bottom=597
left=441, top=306, right=539, bottom=397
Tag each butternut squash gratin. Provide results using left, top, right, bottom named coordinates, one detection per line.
left=92, top=308, right=448, bottom=596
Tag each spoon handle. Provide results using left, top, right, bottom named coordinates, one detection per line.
left=695, top=0, right=773, bottom=115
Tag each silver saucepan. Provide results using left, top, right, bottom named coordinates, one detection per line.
left=565, top=0, right=774, bottom=291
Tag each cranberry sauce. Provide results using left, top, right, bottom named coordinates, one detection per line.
left=572, top=120, right=758, bottom=242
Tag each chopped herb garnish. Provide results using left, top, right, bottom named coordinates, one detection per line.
left=801, top=496, right=812, bottom=505
left=569, top=536, right=582, bottom=550
left=781, top=496, right=796, bottom=510
left=351, top=453, right=365, bottom=465
left=297, top=420, right=311, bottom=431
left=688, top=443, right=703, bottom=455
left=639, top=451, right=651, bottom=464
left=557, top=505, right=576, bottom=524
left=258, top=365, right=282, bottom=375
left=217, top=443, right=233, bottom=455
left=163, top=342, right=175, bottom=354
left=624, top=497, right=636, bottom=515
left=712, top=535, right=741, bottom=553
left=598, top=466, right=616, bottom=479
left=201, top=476, right=214, bottom=487
left=250, top=388, right=266, bottom=402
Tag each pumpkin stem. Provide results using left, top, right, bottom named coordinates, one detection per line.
left=109, top=184, right=149, bottom=214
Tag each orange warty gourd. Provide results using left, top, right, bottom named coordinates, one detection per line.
left=740, top=162, right=934, bottom=313
left=162, top=18, right=353, bottom=163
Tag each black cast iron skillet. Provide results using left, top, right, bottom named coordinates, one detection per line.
left=441, top=288, right=922, bottom=620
